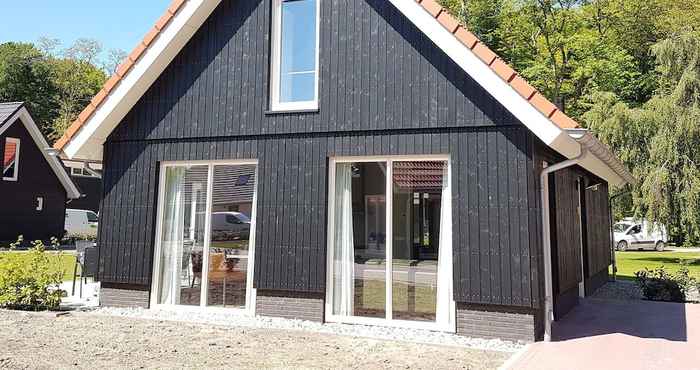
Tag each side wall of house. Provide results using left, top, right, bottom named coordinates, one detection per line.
left=0, top=119, right=67, bottom=243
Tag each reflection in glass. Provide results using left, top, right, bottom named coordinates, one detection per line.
left=392, top=161, right=446, bottom=321
left=332, top=162, right=387, bottom=318
left=157, top=165, right=208, bottom=306
left=207, top=165, right=256, bottom=308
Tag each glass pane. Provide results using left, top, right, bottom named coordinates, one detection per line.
left=280, top=71, right=316, bottom=103
left=207, top=164, right=257, bottom=308
left=332, top=162, right=387, bottom=318
left=279, top=0, right=317, bottom=103
left=392, top=161, right=447, bottom=322
left=3, top=139, right=17, bottom=178
left=157, top=165, right=209, bottom=306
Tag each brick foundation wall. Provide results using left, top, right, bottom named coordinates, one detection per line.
left=100, top=284, right=150, bottom=308
left=456, top=304, right=540, bottom=343
left=255, top=290, right=324, bottom=322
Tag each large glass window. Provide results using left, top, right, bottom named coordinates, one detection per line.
left=2, top=138, right=20, bottom=181
left=270, top=0, right=319, bottom=110
left=154, top=162, right=258, bottom=311
left=329, top=158, right=454, bottom=330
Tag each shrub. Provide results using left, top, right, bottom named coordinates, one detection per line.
left=635, top=266, right=696, bottom=302
left=0, top=236, right=65, bottom=311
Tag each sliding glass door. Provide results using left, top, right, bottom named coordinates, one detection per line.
left=327, top=157, right=454, bottom=331
left=152, top=161, right=258, bottom=312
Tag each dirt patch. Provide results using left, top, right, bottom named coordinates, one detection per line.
left=0, top=310, right=509, bottom=369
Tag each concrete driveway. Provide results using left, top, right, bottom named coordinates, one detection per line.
left=509, top=298, right=700, bottom=370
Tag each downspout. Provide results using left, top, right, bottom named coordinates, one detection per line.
left=540, top=148, right=586, bottom=342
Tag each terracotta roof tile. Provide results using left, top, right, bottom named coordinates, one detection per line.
left=418, top=0, right=443, bottom=18
left=436, top=11, right=460, bottom=33
left=551, top=110, right=579, bottom=129
left=491, top=58, right=517, bottom=82
left=530, top=93, right=559, bottom=118
left=510, top=75, right=537, bottom=100
left=54, top=0, right=187, bottom=150
left=454, top=27, right=479, bottom=49
left=472, top=42, right=498, bottom=66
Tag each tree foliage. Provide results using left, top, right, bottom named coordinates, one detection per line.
left=0, top=39, right=110, bottom=142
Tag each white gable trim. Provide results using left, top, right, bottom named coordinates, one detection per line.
left=62, top=0, right=222, bottom=160
left=0, top=107, right=81, bottom=199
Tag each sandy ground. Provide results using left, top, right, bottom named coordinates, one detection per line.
left=0, top=310, right=509, bottom=370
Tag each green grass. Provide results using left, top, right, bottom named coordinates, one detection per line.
left=614, top=251, right=700, bottom=280
left=0, top=251, right=77, bottom=281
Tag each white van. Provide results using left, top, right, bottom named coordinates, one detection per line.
left=65, top=209, right=99, bottom=239
left=613, top=218, right=668, bottom=251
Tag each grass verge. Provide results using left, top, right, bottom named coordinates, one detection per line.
left=614, top=251, right=700, bottom=280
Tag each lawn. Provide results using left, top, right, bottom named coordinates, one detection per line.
left=614, top=251, right=700, bottom=280
left=0, top=251, right=77, bottom=281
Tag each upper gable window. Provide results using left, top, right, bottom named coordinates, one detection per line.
left=2, top=137, right=20, bottom=181
left=270, top=0, right=320, bottom=111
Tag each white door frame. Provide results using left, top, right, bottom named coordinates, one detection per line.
left=325, top=155, right=455, bottom=332
left=150, top=159, right=259, bottom=315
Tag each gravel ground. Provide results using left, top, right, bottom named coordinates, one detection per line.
left=0, top=310, right=512, bottom=370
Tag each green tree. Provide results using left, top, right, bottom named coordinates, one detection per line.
left=0, top=43, right=58, bottom=129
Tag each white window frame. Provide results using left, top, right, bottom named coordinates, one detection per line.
left=269, top=0, right=321, bottom=112
left=2, top=137, right=20, bottom=181
left=325, top=155, right=455, bottom=332
left=149, top=159, right=259, bottom=316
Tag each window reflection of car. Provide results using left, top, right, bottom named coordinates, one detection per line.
left=211, top=212, right=251, bottom=241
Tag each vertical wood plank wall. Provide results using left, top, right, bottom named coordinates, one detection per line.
left=100, top=127, right=543, bottom=308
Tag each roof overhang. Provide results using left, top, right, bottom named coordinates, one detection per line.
left=566, top=129, right=636, bottom=187
left=59, top=0, right=222, bottom=160
left=0, top=106, right=81, bottom=199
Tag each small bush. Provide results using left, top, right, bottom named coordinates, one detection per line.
left=0, top=236, right=65, bottom=311
left=635, top=266, right=696, bottom=302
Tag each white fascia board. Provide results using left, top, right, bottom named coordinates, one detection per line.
left=388, top=0, right=581, bottom=159
left=0, top=108, right=82, bottom=199
left=63, top=0, right=222, bottom=160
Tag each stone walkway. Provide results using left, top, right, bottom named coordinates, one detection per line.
left=509, top=298, right=700, bottom=370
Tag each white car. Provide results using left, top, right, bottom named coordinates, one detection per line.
left=613, top=218, right=668, bottom=251
left=65, top=209, right=99, bottom=239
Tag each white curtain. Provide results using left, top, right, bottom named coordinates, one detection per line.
left=435, top=165, right=455, bottom=329
left=159, top=167, right=186, bottom=305
left=333, top=163, right=355, bottom=316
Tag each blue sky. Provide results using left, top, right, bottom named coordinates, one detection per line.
left=0, top=1, right=170, bottom=55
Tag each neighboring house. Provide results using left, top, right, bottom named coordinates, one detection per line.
left=63, top=159, right=103, bottom=213
left=53, top=0, right=634, bottom=342
left=0, top=102, right=81, bottom=243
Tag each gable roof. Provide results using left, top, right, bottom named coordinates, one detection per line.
left=53, top=0, right=634, bottom=186
left=0, top=102, right=81, bottom=199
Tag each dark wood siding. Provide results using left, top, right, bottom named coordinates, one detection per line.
left=69, top=176, right=102, bottom=213
left=0, top=118, right=67, bottom=243
left=551, top=168, right=583, bottom=295
left=109, top=0, right=518, bottom=144
left=584, top=181, right=612, bottom=277
left=99, top=127, right=543, bottom=308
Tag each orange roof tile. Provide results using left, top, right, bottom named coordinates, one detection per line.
left=53, top=0, right=188, bottom=150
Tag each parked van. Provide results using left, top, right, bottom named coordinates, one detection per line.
left=65, top=209, right=99, bottom=239
left=613, top=218, right=668, bottom=251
